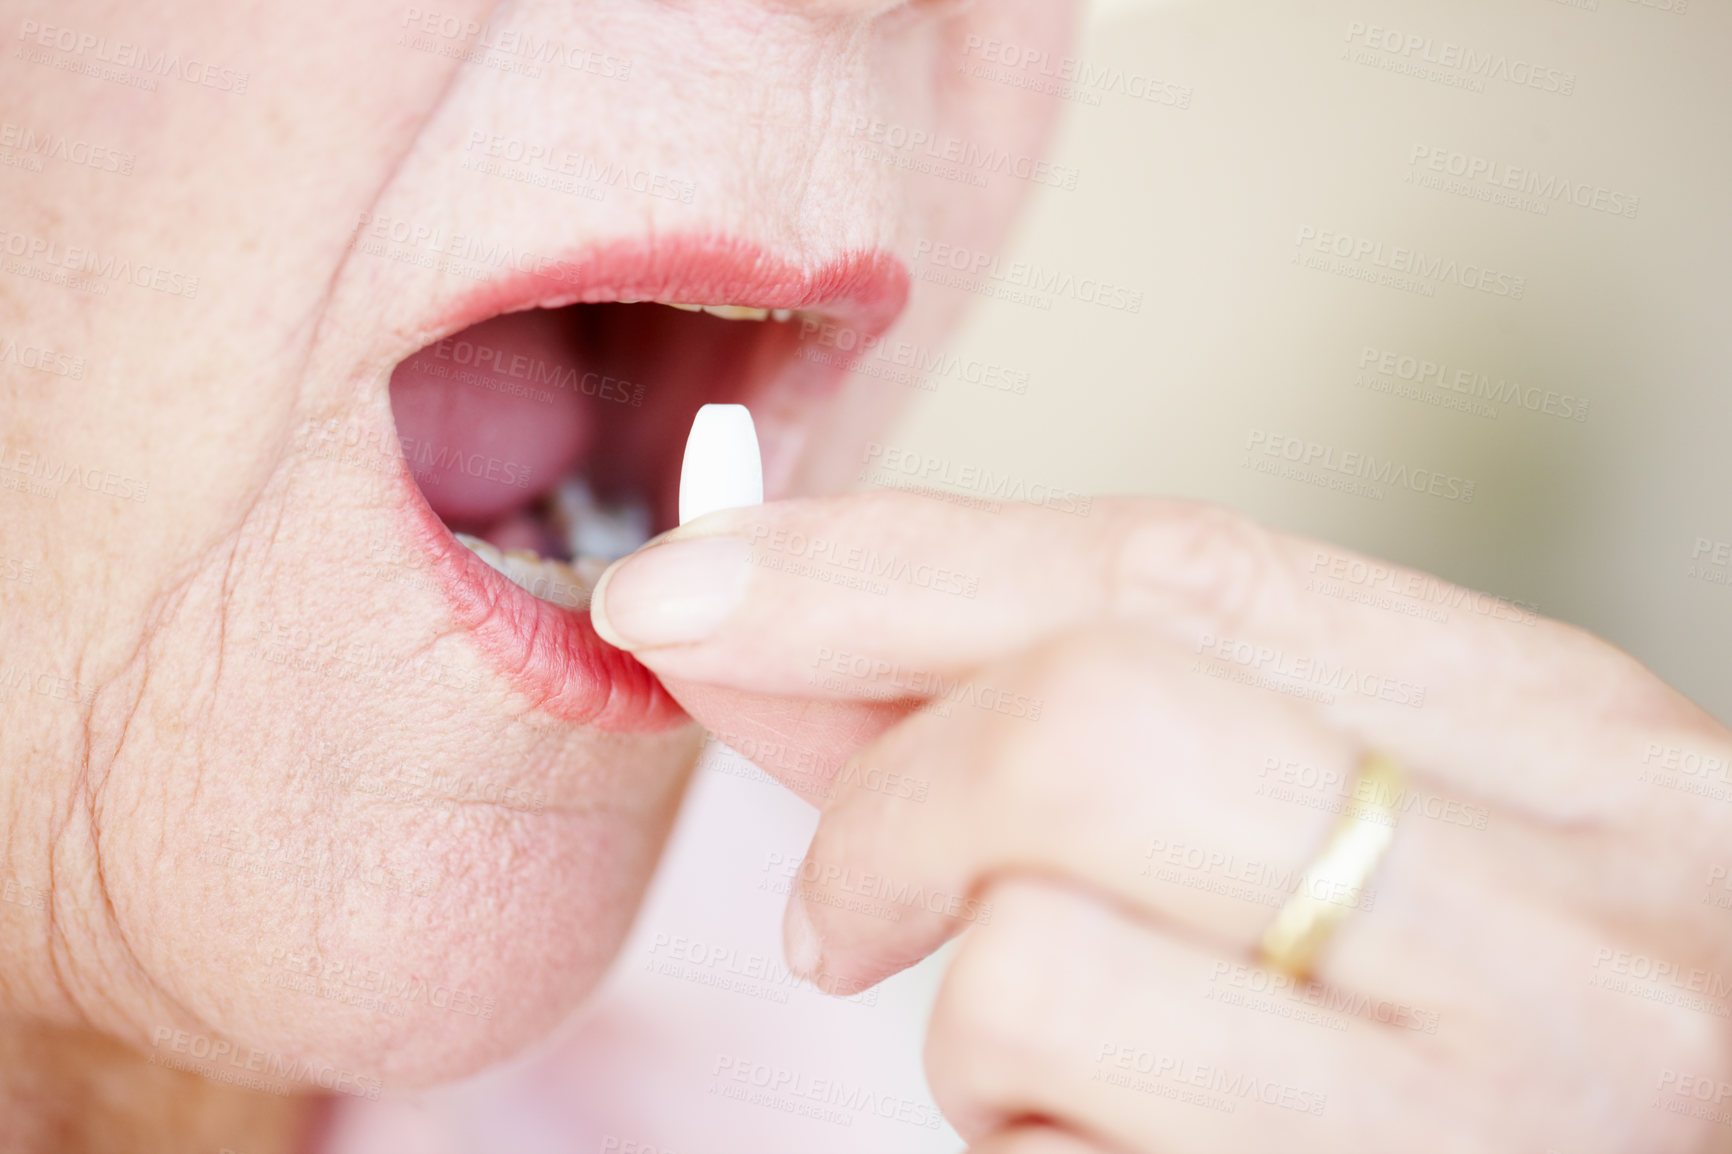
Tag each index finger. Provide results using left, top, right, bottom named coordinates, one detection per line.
left=591, top=491, right=1717, bottom=803
left=592, top=491, right=1138, bottom=694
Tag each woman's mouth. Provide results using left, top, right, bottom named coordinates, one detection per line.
left=384, top=237, right=908, bottom=730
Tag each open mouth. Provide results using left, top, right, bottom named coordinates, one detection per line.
left=393, top=300, right=804, bottom=605
left=384, top=239, right=908, bottom=729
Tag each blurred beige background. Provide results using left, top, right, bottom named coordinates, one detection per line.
left=896, top=0, right=1732, bottom=722
left=325, top=2, right=1731, bottom=1151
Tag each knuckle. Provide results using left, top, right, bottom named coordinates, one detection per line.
left=1546, top=618, right=1710, bottom=735
left=925, top=885, right=1066, bottom=1131
left=1111, top=500, right=1291, bottom=636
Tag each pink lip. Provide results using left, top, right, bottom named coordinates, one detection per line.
left=391, top=234, right=910, bottom=731
left=412, top=233, right=910, bottom=357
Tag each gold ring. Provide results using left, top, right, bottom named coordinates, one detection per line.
left=1258, top=751, right=1405, bottom=980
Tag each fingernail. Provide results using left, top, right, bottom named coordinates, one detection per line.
left=784, top=895, right=822, bottom=980
left=590, top=536, right=753, bottom=650
left=590, top=404, right=762, bottom=649
left=679, top=403, right=762, bottom=527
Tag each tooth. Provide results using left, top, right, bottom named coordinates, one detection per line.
left=679, top=403, right=763, bottom=527
left=657, top=303, right=775, bottom=322
left=549, top=477, right=652, bottom=563
left=456, top=533, right=593, bottom=610
left=700, top=305, right=771, bottom=322
left=455, top=532, right=508, bottom=573
left=498, top=553, right=592, bottom=610
left=770, top=309, right=793, bottom=323
left=570, top=556, right=611, bottom=587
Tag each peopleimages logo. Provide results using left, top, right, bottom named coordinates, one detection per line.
left=1407, top=145, right=1639, bottom=220
left=15, top=19, right=250, bottom=93
left=1209, top=961, right=1442, bottom=1033
left=0, top=121, right=135, bottom=175
left=710, top=1055, right=945, bottom=1130
left=462, top=131, right=697, bottom=204
left=1595, top=947, right=1732, bottom=992
left=426, top=333, right=644, bottom=406
left=1194, top=631, right=1428, bottom=709
left=1657, top=1070, right=1732, bottom=1107
left=0, top=334, right=84, bottom=379
left=1342, top=21, right=1576, bottom=95
left=861, top=443, right=1089, bottom=515
left=770, top=854, right=994, bottom=925
left=1093, top=1044, right=1328, bottom=1116
left=957, top=35, right=1194, bottom=109
left=848, top=115, right=1081, bottom=190
left=0, top=442, right=150, bottom=503
left=1244, top=429, right=1476, bottom=505
left=1357, top=346, right=1588, bottom=422
left=398, top=7, right=632, bottom=79
left=1293, top=226, right=1525, bottom=300
left=0, top=228, right=200, bottom=299
left=348, top=212, right=586, bottom=286
left=148, top=1027, right=383, bottom=1099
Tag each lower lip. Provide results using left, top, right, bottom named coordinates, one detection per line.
left=391, top=236, right=909, bottom=732
left=400, top=488, right=683, bottom=730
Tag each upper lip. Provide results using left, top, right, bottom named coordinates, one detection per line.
left=389, top=233, right=910, bottom=733
left=400, top=233, right=910, bottom=367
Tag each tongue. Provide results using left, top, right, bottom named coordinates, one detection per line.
left=389, top=310, right=594, bottom=529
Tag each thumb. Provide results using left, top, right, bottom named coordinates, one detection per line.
left=653, top=676, right=912, bottom=806
left=620, top=403, right=916, bottom=800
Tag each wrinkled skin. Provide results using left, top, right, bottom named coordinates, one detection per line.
left=0, top=0, right=1077, bottom=1133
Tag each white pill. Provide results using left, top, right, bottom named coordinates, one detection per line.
left=678, top=403, right=763, bottom=526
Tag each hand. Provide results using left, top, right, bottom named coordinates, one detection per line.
left=592, top=491, right=1732, bottom=1152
